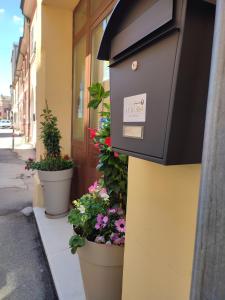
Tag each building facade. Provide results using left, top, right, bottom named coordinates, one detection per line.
left=12, top=0, right=37, bottom=144
left=0, top=95, right=12, bottom=120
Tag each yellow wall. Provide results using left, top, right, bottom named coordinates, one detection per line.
left=122, top=157, right=200, bottom=300
left=36, top=2, right=75, bottom=159
left=34, top=1, right=78, bottom=206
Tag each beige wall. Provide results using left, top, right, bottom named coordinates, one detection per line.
left=36, top=2, right=75, bottom=159
left=122, top=157, right=200, bottom=300
left=34, top=0, right=78, bottom=206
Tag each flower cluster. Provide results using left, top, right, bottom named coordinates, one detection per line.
left=68, top=180, right=126, bottom=253
left=94, top=208, right=126, bottom=245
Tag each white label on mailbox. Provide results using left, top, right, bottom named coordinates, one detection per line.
left=123, top=126, right=144, bottom=139
left=123, top=93, right=146, bottom=123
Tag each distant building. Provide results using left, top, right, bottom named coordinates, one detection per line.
left=11, top=0, right=37, bottom=144
left=11, top=43, right=19, bottom=127
left=0, top=95, right=12, bottom=120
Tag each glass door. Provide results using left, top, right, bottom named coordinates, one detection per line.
left=72, top=0, right=116, bottom=198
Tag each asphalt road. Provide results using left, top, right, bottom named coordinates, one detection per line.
left=0, top=131, right=57, bottom=300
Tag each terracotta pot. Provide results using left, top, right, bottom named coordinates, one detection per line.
left=77, top=239, right=124, bottom=300
left=38, top=168, right=73, bottom=218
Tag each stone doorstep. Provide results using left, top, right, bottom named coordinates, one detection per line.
left=33, top=207, right=85, bottom=300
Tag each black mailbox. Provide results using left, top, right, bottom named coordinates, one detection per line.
left=98, top=0, right=215, bottom=164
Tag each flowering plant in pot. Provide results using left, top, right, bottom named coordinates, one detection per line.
left=68, top=83, right=128, bottom=300
left=68, top=181, right=125, bottom=253
left=26, top=102, right=74, bottom=218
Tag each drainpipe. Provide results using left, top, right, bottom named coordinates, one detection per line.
left=190, top=1, right=225, bottom=299
left=26, top=17, right=31, bottom=143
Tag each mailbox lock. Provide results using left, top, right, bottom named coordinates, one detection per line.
left=131, top=60, right=138, bottom=71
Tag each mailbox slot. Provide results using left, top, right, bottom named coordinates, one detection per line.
left=111, top=0, right=174, bottom=59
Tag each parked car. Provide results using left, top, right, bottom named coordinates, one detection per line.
left=0, top=119, right=12, bottom=129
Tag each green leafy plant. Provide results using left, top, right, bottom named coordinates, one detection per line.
left=40, top=102, right=61, bottom=158
left=25, top=102, right=74, bottom=171
left=88, top=83, right=128, bottom=209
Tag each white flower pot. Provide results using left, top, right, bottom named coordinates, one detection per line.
left=38, top=168, right=73, bottom=218
left=77, top=239, right=124, bottom=300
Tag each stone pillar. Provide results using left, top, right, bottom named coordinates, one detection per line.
left=191, top=1, right=225, bottom=299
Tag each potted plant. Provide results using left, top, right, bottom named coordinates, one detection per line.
left=68, top=83, right=128, bottom=300
left=26, top=102, right=74, bottom=218
left=68, top=182, right=125, bottom=300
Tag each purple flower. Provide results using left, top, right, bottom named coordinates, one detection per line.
left=115, top=219, right=126, bottom=233
left=110, top=233, right=119, bottom=241
left=97, top=214, right=104, bottom=224
left=99, top=188, right=109, bottom=199
left=103, top=216, right=109, bottom=224
left=113, top=237, right=125, bottom=245
left=108, top=208, right=116, bottom=214
left=95, top=223, right=101, bottom=230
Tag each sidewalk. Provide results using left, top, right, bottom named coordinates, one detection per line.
left=1, top=132, right=85, bottom=299
left=0, top=148, right=57, bottom=299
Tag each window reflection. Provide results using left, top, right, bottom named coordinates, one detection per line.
left=73, top=36, right=86, bottom=141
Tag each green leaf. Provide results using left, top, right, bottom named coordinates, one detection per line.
left=88, top=99, right=101, bottom=109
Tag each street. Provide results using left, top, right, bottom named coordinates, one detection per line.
left=0, top=129, right=57, bottom=300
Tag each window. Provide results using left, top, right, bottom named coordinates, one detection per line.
left=73, top=36, right=87, bottom=141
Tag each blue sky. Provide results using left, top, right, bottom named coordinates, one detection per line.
left=0, top=0, right=23, bottom=95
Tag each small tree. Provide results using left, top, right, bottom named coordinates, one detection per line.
left=40, top=101, right=61, bottom=158
left=25, top=102, right=73, bottom=171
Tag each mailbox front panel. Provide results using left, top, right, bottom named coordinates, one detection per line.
left=110, top=32, right=179, bottom=160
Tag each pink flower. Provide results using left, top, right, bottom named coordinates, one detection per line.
left=95, top=223, right=101, bottom=230
left=103, top=216, right=109, bottom=225
left=99, top=188, right=109, bottom=199
left=113, top=237, right=125, bottom=245
left=88, top=181, right=98, bottom=193
left=115, top=219, right=126, bottom=233
left=108, top=208, right=116, bottom=214
left=114, top=152, right=119, bottom=158
left=97, top=214, right=104, bottom=224
left=110, top=233, right=119, bottom=241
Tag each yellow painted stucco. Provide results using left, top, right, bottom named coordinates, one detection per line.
left=36, top=2, right=74, bottom=158
left=34, top=0, right=79, bottom=206
left=122, top=157, right=200, bottom=300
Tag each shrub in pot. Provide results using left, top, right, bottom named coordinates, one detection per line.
left=68, top=83, right=128, bottom=300
left=26, top=103, right=74, bottom=218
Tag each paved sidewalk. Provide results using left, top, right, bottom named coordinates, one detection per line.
left=0, top=149, right=57, bottom=300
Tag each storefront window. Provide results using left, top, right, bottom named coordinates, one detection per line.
left=90, top=17, right=110, bottom=128
left=73, top=35, right=86, bottom=141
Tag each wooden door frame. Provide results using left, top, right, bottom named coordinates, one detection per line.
left=71, top=0, right=116, bottom=196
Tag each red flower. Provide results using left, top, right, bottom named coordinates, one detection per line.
left=114, top=151, right=119, bottom=158
left=88, top=128, right=97, bottom=139
left=105, top=137, right=111, bottom=147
